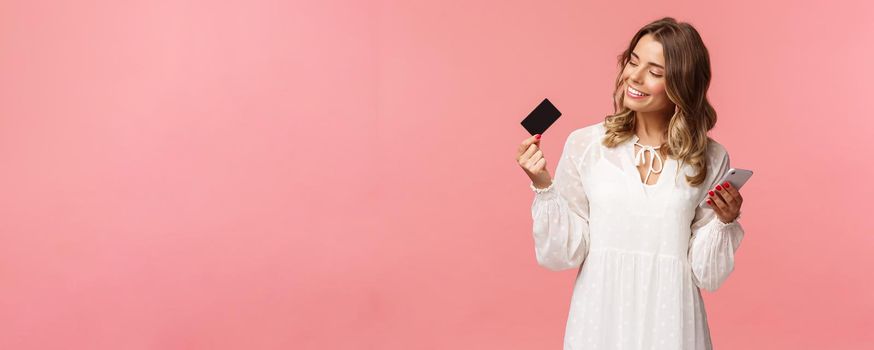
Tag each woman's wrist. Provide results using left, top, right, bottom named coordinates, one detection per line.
left=530, top=181, right=554, bottom=193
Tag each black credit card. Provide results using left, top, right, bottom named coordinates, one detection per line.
left=520, top=98, right=561, bottom=136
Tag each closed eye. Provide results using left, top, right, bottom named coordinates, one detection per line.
left=629, top=62, right=663, bottom=77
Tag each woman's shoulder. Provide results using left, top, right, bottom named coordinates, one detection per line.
left=705, top=136, right=731, bottom=163
left=567, top=120, right=606, bottom=145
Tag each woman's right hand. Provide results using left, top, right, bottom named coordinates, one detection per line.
left=516, top=134, right=552, bottom=189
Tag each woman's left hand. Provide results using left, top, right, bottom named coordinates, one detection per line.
left=707, top=181, right=743, bottom=223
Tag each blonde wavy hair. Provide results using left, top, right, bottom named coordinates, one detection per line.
left=602, top=17, right=717, bottom=187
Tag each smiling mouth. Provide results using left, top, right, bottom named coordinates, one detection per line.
left=627, top=85, right=649, bottom=97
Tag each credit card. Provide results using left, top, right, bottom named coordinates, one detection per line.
left=521, top=98, right=561, bottom=136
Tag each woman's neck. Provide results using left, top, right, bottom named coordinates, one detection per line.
left=634, top=110, right=671, bottom=145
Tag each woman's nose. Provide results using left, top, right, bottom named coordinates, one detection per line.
left=630, top=66, right=644, bottom=83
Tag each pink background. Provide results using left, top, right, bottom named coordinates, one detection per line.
left=1, top=0, right=872, bottom=348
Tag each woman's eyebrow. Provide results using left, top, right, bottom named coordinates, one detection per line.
left=630, top=52, right=665, bottom=69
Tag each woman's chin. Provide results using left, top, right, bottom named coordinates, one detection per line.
left=624, top=102, right=670, bottom=114
left=623, top=102, right=643, bottom=111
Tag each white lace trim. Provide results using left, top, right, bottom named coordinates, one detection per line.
left=714, top=210, right=742, bottom=228
left=530, top=181, right=554, bottom=194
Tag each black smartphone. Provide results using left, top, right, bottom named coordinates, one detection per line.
left=520, top=98, right=561, bottom=136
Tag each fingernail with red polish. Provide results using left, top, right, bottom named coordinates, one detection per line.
left=535, top=134, right=541, bottom=139
left=723, top=182, right=730, bottom=188
left=706, top=199, right=712, bottom=205
left=708, top=191, right=714, bottom=196
left=715, top=185, right=722, bottom=191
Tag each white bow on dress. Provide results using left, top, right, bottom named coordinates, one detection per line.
left=634, top=142, right=664, bottom=184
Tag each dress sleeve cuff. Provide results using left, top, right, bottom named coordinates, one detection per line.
left=714, top=211, right=742, bottom=229
left=530, top=181, right=558, bottom=200
left=530, top=181, right=554, bottom=193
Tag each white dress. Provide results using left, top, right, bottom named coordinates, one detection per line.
left=530, top=121, right=744, bottom=350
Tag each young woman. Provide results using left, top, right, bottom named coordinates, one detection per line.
left=515, top=17, right=745, bottom=349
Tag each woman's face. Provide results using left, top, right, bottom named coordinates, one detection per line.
left=621, top=33, right=674, bottom=115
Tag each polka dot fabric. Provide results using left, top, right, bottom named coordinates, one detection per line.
left=530, top=121, right=744, bottom=349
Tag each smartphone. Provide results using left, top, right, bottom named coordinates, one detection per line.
left=520, top=98, right=561, bottom=136
left=699, top=168, right=754, bottom=208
